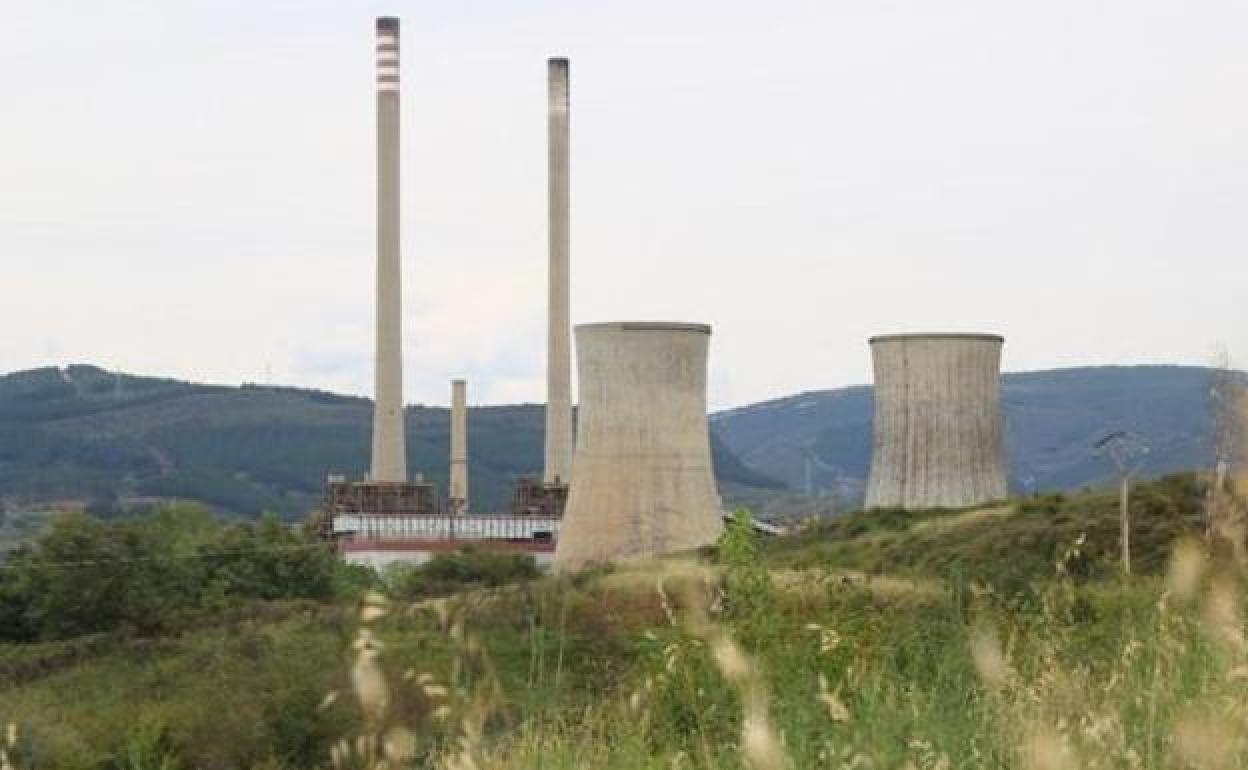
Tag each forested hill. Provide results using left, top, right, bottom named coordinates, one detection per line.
left=0, top=364, right=1228, bottom=519
left=0, top=365, right=781, bottom=518
left=713, top=364, right=1225, bottom=500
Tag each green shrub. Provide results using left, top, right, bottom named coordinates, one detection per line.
left=0, top=506, right=338, bottom=643
left=386, top=548, right=540, bottom=600
left=101, top=720, right=180, bottom=770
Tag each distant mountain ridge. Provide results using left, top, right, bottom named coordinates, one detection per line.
left=0, top=364, right=1227, bottom=519
left=712, top=365, right=1224, bottom=502
left=0, top=364, right=780, bottom=517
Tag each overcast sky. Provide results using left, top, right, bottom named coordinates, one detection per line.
left=3, top=0, right=1245, bottom=409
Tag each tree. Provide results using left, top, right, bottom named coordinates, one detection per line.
left=201, top=515, right=336, bottom=602
left=0, top=505, right=339, bottom=643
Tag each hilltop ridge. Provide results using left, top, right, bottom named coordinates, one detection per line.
left=713, top=364, right=1222, bottom=501
left=0, top=363, right=1227, bottom=519
left=0, top=364, right=780, bottom=517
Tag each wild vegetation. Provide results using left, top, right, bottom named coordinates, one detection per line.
left=2, top=473, right=1248, bottom=769
left=0, top=506, right=344, bottom=643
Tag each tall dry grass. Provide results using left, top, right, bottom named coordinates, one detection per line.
left=314, top=532, right=1248, bottom=770
left=6, top=502, right=1248, bottom=770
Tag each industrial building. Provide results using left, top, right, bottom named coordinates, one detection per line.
left=516, top=56, right=577, bottom=520
left=332, top=515, right=561, bottom=570
left=554, top=322, right=724, bottom=570
left=324, top=23, right=570, bottom=567
left=320, top=16, right=1028, bottom=572
left=323, top=16, right=436, bottom=527
left=864, top=333, right=1008, bottom=510
left=323, top=20, right=788, bottom=570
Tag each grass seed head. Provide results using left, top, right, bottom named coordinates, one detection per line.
left=711, top=635, right=752, bottom=684
left=318, top=691, right=339, bottom=712
left=742, top=709, right=788, bottom=770
left=628, top=690, right=643, bottom=713
left=383, top=726, right=417, bottom=762
left=1174, top=713, right=1236, bottom=770
left=817, top=674, right=850, bottom=722
left=970, top=629, right=1013, bottom=688
left=1167, top=540, right=1207, bottom=602
left=1202, top=575, right=1247, bottom=654
left=1020, top=730, right=1076, bottom=770
left=351, top=648, right=391, bottom=722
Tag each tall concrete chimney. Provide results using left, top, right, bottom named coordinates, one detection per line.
left=864, top=333, right=1008, bottom=509
left=543, top=57, right=573, bottom=486
left=449, top=378, right=468, bottom=513
left=554, top=322, right=724, bottom=570
left=370, top=16, right=407, bottom=482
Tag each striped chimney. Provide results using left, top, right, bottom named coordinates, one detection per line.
left=370, top=16, right=407, bottom=482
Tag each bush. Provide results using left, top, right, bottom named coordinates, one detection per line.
left=717, top=509, right=774, bottom=638
left=386, top=548, right=540, bottom=600
left=0, top=505, right=339, bottom=643
left=101, top=720, right=180, bottom=770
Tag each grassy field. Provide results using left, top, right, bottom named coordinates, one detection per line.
left=1, top=474, right=1246, bottom=769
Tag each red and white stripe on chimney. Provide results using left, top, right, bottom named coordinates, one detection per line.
left=376, top=17, right=399, bottom=93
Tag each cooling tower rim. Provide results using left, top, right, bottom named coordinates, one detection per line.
left=577, top=321, right=712, bottom=335
left=869, top=332, right=1003, bottom=344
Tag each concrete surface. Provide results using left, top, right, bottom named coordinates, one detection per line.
left=864, top=333, right=1008, bottom=509
left=449, top=378, right=468, bottom=511
left=544, top=57, right=574, bottom=486
left=555, top=322, right=724, bottom=569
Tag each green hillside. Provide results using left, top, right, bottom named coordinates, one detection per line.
left=0, top=365, right=781, bottom=519
left=2, top=364, right=1232, bottom=527
left=1, top=475, right=1245, bottom=769
left=714, top=365, right=1229, bottom=501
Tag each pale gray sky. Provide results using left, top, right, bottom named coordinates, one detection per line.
left=3, top=0, right=1245, bottom=409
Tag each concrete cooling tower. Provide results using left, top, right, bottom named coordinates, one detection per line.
left=554, top=322, right=724, bottom=570
left=864, top=333, right=1008, bottom=510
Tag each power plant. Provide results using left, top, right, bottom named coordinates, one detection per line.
left=322, top=17, right=439, bottom=530
left=864, top=333, right=1008, bottom=510
left=322, top=15, right=1017, bottom=570
left=554, top=323, right=724, bottom=570
left=322, top=24, right=572, bottom=567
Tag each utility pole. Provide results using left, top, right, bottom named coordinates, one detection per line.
left=802, top=450, right=815, bottom=498
left=1208, top=350, right=1242, bottom=543
left=1094, top=431, right=1150, bottom=576
left=799, top=442, right=853, bottom=521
